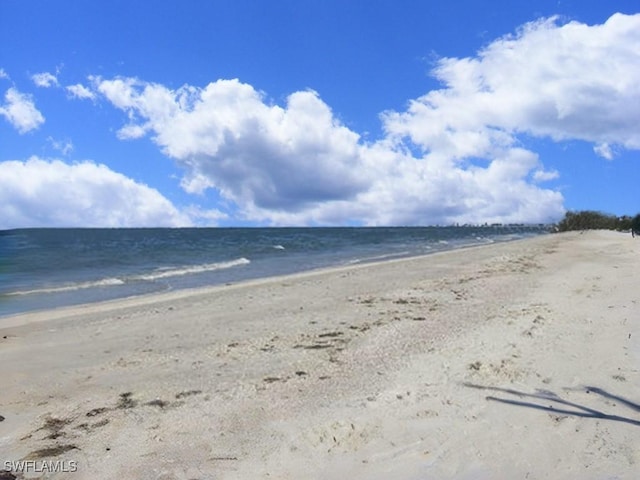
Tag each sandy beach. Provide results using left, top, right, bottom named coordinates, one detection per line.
left=1, top=230, right=638, bottom=480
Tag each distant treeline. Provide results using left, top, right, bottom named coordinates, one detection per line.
left=556, top=210, right=640, bottom=233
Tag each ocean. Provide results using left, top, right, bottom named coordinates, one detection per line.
left=0, top=226, right=549, bottom=317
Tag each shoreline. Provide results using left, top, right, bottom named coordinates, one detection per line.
left=1, top=230, right=638, bottom=479
left=0, top=229, right=548, bottom=322
left=0, top=233, right=546, bottom=329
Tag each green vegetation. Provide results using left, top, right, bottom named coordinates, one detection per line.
left=555, top=210, right=640, bottom=234
left=633, top=214, right=640, bottom=236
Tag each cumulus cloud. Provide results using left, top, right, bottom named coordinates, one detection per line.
left=95, top=73, right=565, bottom=225
left=0, top=68, right=9, bottom=80
left=92, top=13, right=639, bottom=226
left=0, top=157, right=195, bottom=229
left=66, top=83, right=96, bottom=100
left=32, top=72, right=59, bottom=88
left=0, top=88, right=45, bottom=133
left=97, top=78, right=369, bottom=212
left=383, top=13, right=640, bottom=152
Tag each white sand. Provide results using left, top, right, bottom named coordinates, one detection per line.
left=1, top=230, right=638, bottom=479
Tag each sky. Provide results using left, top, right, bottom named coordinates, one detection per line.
left=1, top=0, right=639, bottom=228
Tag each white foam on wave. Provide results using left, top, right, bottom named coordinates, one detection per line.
left=7, top=258, right=251, bottom=296
left=135, top=257, right=251, bottom=281
left=8, top=277, right=126, bottom=296
left=346, top=251, right=411, bottom=265
left=474, top=236, right=495, bottom=243
left=272, top=245, right=286, bottom=250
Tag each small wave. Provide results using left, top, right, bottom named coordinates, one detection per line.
left=135, top=257, right=250, bottom=281
left=346, top=251, right=411, bottom=265
left=472, top=235, right=494, bottom=243
left=7, top=277, right=125, bottom=296
left=6, top=258, right=251, bottom=296
left=272, top=245, right=286, bottom=250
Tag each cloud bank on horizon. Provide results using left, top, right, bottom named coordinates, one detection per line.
left=1, top=12, right=639, bottom=228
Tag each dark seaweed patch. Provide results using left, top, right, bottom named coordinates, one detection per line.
left=26, top=444, right=78, bottom=459
left=175, top=389, right=203, bottom=399
left=117, top=392, right=137, bottom=409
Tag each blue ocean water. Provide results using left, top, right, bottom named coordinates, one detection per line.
left=0, top=226, right=549, bottom=317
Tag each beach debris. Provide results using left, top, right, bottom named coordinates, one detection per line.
left=356, top=296, right=376, bottom=306
left=26, top=444, right=78, bottom=459
left=469, top=361, right=482, bottom=371
left=117, top=392, right=137, bottom=409
left=318, top=331, right=343, bottom=338
left=263, top=377, right=282, bottom=383
left=76, top=418, right=110, bottom=432
left=92, top=419, right=109, bottom=428
left=349, top=323, right=371, bottom=332
left=294, top=330, right=350, bottom=351
left=86, top=407, right=109, bottom=417
left=175, top=389, right=202, bottom=399
left=298, top=343, right=332, bottom=350
left=145, top=399, right=170, bottom=408
left=39, top=416, right=72, bottom=440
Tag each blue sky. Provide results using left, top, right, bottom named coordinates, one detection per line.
left=1, top=0, right=638, bottom=228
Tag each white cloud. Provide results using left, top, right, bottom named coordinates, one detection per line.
left=116, top=123, right=147, bottom=139
left=47, top=137, right=74, bottom=156
left=93, top=74, right=566, bottom=225
left=0, top=68, right=9, bottom=80
left=92, top=13, right=639, bottom=226
left=532, top=168, right=560, bottom=182
left=383, top=13, right=640, bottom=151
left=32, top=71, right=59, bottom=88
left=0, top=88, right=45, bottom=133
left=66, top=83, right=96, bottom=100
left=97, top=78, right=369, bottom=211
left=593, top=143, right=615, bottom=160
left=0, top=157, right=195, bottom=229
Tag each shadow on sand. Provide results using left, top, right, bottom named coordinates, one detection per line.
left=464, top=383, right=640, bottom=426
